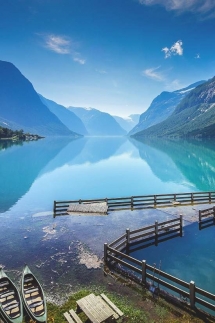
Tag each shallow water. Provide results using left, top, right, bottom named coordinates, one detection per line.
left=1, top=137, right=215, bottom=303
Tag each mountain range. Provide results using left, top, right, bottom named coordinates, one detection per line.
left=132, top=77, right=215, bottom=138
left=1, top=59, right=215, bottom=139
left=0, top=60, right=78, bottom=137
left=68, top=107, right=127, bottom=136
left=0, top=60, right=132, bottom=137
left=113, top=114, right=140, bottom=132
left=39, top=95, right=88, bottom=136
left=129, top=81, right=205, bottom=135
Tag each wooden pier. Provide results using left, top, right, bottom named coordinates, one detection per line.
left=53, top=191, right=215, bottom=217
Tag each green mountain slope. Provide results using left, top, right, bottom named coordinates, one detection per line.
left=133, top=77, right=215, bottom=138
left=129, top=81, right=205, bottom=135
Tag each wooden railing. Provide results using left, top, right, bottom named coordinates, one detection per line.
left=104, top=217, right=215, bottom=315
left=199, top=206, right=215, bottom=230
left=53, top=191, right=215, bottom=217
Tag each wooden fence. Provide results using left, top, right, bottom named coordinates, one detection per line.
left=53, top=191, right=215, bottom=217
left=199, top=206, right=215, bottom=230
left=104, top=217, right=215, bottom=315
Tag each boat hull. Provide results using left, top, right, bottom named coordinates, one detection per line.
left=21, top=265, right=47, bottom=323
left=0, top=267, right=23, bottom=323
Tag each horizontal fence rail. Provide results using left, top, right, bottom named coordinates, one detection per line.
left=104, top=217, right=215, bottom=316
left=199, top=206, right=215, bottom=222
left=53, top=191, right=215, bottom=216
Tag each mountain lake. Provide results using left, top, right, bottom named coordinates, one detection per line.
left=0, top=136, right=215, bottom=307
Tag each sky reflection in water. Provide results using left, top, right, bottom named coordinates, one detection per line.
left=0, top=137, right=215, bottom=300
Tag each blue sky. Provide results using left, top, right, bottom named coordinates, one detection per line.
left=1, top=0, right=215, bottom=117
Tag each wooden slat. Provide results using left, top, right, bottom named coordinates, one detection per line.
left=77, top=293, right=114, bottom=323
left=109, top=234, right=127, bottom=247
left=96, top=296, right=119, bottom=320
left=130, top=223, right=155, bottom=234
left=64, top=312, right=75, bottom=323
left=100, top=293, right=124, bottom=317
left=69, top=309, right=83, bottom=323
left=195, top=287, right=215, bottom=301
left=107, top=246, right=142, bottom=266
left=195, top=297, right=215, bottom=311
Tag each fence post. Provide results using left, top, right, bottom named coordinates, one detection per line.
left=154, top=195, right=157, bottom=206
left=180, top=214, right=183, bottom=237
left=126, top=228, right=130, bottom=245
left=209, top=192, right=212, bottom=203
left=189, top=280, right=195, bottom=308
left=131, top=196, right=133, bottom=209
left=104, top=243, right=108, bottom=265
left=53, top=201, right=56, bottom=218
left=199, top=210, right=201, bottom=223
left=191, top=193, right=194, bottom=203
left=79, top=199, right=81, bottom=204
left=155, top=221, right=158, bottom=246
left=142, top=260, right=146, bottom=284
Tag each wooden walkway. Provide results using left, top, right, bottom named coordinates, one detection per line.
left=54, top=191, right=215, bottom=217
left=67, top=202, right=108, bottom=216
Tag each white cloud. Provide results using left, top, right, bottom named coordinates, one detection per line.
left=73, top=57, right=86, bottom=65
left=138, top=0, right=215, bottom=16
left=45, top=34, right=71, bottom=54
left=142, top=66, right=164, bottom=81
left=39, top=33, right=86, bottom=64
left=162, top=40, right=183, bottom=58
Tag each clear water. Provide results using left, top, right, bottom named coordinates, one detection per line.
left=129, top=222, right=215, bottom=294
left=1, top=137, right=215, bottom=303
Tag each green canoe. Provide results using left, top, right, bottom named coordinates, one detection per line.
left=21, top=265, right=47, bottom=323
left=0, top=267, right=23, bottom=323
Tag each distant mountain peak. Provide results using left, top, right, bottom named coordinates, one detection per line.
left=129, top=80, right=206, bottom=135
left=133, top=76, right=215, bottom=138
left=68, top=106, right=126, bottom=136
left=0, top=60, right=79, bottom=136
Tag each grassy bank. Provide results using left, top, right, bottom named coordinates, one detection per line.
left=45, top=282, right=215, bottom=323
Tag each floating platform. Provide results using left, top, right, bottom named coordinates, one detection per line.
left=67, top=202, right=108, bottom=216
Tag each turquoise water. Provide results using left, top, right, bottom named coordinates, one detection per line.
left=1, top=137, right=215, bottom=303
left=129, top=222, right=215, bottom=294
left=2, top=136, right=215, bottom=214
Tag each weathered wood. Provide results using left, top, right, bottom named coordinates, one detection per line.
left=76, top=293, right=115, bottom=323
left=100, top=293, right=124, bottom=317
left=54, top=191, right=215, bottom=215
left=109, top=234, right=127, bottom=247
left=69, top=309, right=83, bottom=323
left=104, top=204, right=215, bottom=316
left=64, top=312, right=75, bottom=323
left=195, top=297, right=215, bottom=311
left=130, top=223, right=155, bottom=234
left=96, top=296, right=119, bottom=320
left=195, top=286, right=215, bottom=301
left=67, top=202, right=108, bottom=215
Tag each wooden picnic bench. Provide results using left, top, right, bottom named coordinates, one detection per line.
left=64, top=293, right=123, bottom=323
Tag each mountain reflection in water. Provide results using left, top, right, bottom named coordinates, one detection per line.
left=1, top=137, right=215, bottom=301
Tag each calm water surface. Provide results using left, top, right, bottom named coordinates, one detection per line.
left=0, top=137, right=215, bottom=303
